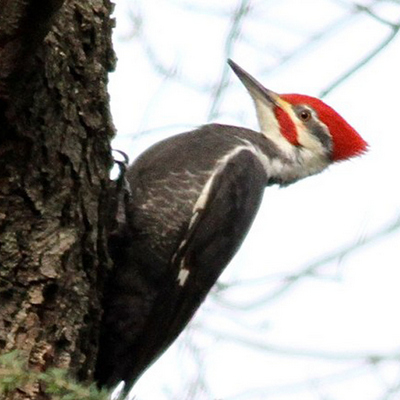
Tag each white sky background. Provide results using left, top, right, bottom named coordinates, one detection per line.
left=108, top=0, right=400, bottom=399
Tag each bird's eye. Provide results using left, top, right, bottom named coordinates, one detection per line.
left=299, top=109, right=311, bottom=122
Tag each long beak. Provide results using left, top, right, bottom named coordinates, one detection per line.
left=228, top=59, right=280, bottom=106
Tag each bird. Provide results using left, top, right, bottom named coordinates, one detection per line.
left=94, top=59, right=368, bottom=391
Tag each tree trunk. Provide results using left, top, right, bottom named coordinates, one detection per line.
left=0, top=1, right=116, bottom=398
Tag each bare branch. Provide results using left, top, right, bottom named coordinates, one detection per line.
left=227, top=364, right=373, bottom=399
left=216, top=213, right=400, bottom=309
left=203, top=327, right=400, bottom=363
left=320, top=20, right=400, bottom=97
left=207, top=0, right=252, bottom=121
left=355, top=3, right=399, bottom=27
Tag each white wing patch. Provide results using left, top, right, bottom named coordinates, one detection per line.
left=177, top=267, right=190, bottom=287
left=174, top=143, right=269, bottom=287
left=191, top=144, right=262, bottom=218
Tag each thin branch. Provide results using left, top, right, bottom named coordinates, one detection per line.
left=207, top=0, right=252, bottom=121
left=267, top=14, right=356, bottom=73
left=203, top=328, right=400, bottom=363
left=166, top=0, right=234, bottom=17
left=182, top=336, right=212, bottom=400
left=215, top=213, right=400, bottom=309
left=227, top=364, right=371, bottom=400
left=355, top=3, right=399, bottom=27
left=320, top=20, right=400, bottom=97
left=125, top=123, right=195, bottom=141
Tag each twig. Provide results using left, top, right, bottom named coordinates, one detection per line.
left=215, top=213, right=400, bottom=309
left=207, top=0, right=252, bottom=121
left=320, top=21, right=400, bottom=97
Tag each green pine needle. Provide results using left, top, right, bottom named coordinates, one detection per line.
left=0, top=351, right=110, bottom=400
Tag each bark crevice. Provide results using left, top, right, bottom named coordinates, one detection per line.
left=0, top=1, right=116, bottom=398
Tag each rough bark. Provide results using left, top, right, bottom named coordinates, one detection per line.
left=0, top=0, right=116, bottom=398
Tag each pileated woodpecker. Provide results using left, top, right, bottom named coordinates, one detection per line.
left=95, top=60, right=367, bottom=390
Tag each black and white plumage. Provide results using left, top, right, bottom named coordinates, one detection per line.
left=94, top=60, right=367, bottom=390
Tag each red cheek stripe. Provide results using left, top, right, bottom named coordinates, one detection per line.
left=274, top=107, right=299, bottom=146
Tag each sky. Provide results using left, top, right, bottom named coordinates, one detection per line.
left=108, top=0, right=400, bottom=399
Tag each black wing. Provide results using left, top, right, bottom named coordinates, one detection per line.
left=95, top=148, right=268, bottom=390
left=159, top=149, right=268, bottom=346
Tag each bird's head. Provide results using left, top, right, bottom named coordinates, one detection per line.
left=228, top=59, right=368, bottom=177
